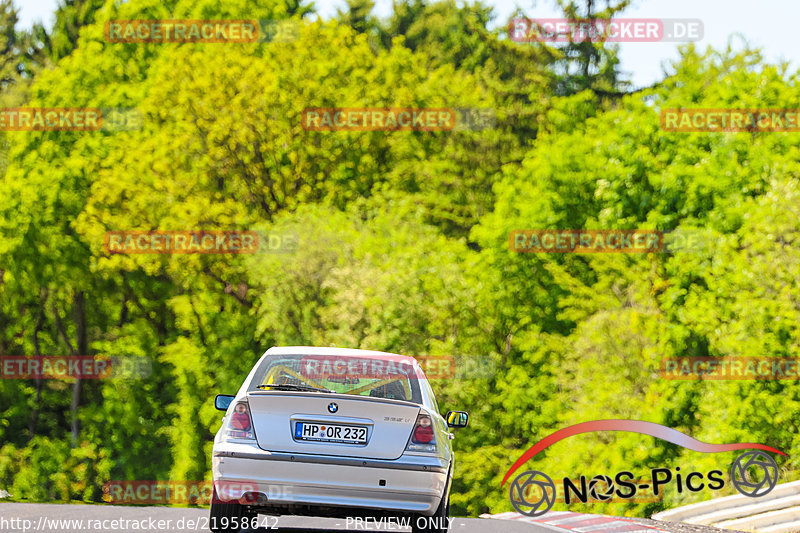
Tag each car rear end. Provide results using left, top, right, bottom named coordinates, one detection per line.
left=211, top=349, right=451, bottom=519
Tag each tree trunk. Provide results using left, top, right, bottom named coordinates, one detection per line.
left=71, top=291, right=87, bottom=445
left=29, top=298, right=47, bottom=439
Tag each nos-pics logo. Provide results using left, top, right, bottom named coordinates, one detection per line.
left=502, top=420, right=785, bottom=517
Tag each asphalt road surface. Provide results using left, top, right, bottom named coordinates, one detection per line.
left=0, top=503, right=542, bottom=533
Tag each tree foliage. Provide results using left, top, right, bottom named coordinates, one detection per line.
left=1, top=0, right=798, bottom=520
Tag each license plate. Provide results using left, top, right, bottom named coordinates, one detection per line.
left=294, top=422, right=368, bottom=444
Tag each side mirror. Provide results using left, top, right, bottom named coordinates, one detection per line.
left=445, top=410, right=469, bottom=429
left=215, top=394, right=235, bottom=411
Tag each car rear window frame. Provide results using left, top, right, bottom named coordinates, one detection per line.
left=247, top=354, right=425, bottom=405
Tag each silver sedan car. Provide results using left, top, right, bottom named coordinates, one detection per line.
left=210, top=346, right=469, bottom=533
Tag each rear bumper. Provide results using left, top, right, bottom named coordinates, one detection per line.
left=212, top=442, right=449, bottom=515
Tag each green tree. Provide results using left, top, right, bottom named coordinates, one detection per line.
left=551, top=0, right=632, bottom=96
left=44, top=0, right=107, bottom=61
left=336, top=0, right=377, bottom=35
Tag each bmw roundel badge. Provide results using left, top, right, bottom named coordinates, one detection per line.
left=328, top=402, right=338, bottom=413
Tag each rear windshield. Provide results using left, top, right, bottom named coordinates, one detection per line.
left=248, top=354, right=424, bottom=404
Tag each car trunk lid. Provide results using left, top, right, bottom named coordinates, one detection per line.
left=246, top=391, right=420, bottom=460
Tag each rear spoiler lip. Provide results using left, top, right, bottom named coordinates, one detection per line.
left=246, top=390, right=422, bottom=408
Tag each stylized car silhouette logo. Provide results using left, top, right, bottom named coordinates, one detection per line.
left=509, top=470, right=556, bottom=517
left=731, top=450, right=778, bottom=497
left=328, top=402, right=338, bottom=413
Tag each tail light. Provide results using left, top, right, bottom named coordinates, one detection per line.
left=406, top=412, right=437, bottom=453
left=225, top=401, right=254, bottom=440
